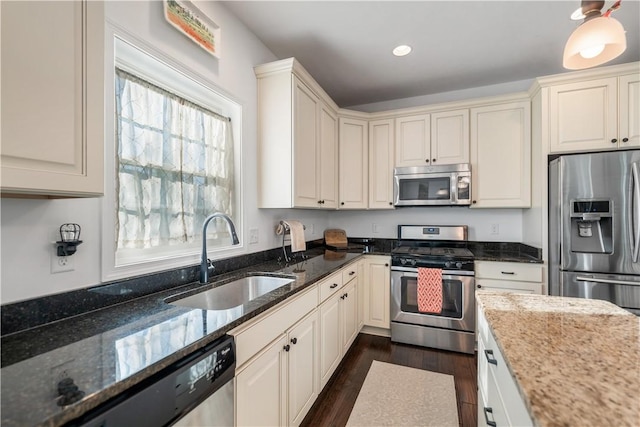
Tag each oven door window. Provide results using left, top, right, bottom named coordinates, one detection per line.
left=400, top=275, right=463, bottom=318
left=398, top=176, right=451, bottom=201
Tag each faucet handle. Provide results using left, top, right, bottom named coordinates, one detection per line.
left=207, top=258, right=215, bottom=275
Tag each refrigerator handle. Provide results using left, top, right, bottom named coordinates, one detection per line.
left=631, top=162, right=640, bottom=263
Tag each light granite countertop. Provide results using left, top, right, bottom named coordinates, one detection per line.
left=476, top=291, right=640, bottom=427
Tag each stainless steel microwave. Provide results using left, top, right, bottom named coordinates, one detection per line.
left=393, top=164, right=471, bottom=206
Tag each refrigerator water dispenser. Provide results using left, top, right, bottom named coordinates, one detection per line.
left=570, top=200, right=613, bottom=254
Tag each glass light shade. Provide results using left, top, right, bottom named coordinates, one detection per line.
left=563, top=16, right=627, bottom=69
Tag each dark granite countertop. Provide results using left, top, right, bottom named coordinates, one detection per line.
left=0, top=250, right=362, bottom=427
left=0, top=238, right=540, bottom=426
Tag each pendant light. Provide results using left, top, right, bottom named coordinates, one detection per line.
left=563, top=0, right=627, bottom=70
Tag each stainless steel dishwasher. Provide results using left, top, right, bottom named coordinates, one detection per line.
left=70, top=335, right=235, bottom=427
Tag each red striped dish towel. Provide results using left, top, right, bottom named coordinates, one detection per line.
left=417, top=267, right=443, bottom=314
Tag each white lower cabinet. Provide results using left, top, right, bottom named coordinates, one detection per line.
left=363, top=256, right=391, bottom=329
left=341, top=279, right=358, bottom=353
left=236, top=334, right=287, bottom=427
left=236, top=310, right=319, bottom=427
left=287, top=311, right=320, bottom=426
left=475, top=261, right=543, bottom=294
left=319, top=271, right=359, bottom=389
left=477, top=307, right=533, bottom=427
left=233, top=262, right=364, bottom=426
left=319, top=290, right=342, bottom=389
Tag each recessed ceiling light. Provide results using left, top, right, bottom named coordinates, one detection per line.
left=392, top=45, right=412, bottom=57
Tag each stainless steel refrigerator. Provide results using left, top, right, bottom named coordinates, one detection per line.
left=549, top=149, right=640, bottom=315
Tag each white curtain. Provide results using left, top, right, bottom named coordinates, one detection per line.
left=114, top=68, right=234, bottom=252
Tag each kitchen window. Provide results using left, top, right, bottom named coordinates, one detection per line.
left=102, top=35, right=242, bottom=281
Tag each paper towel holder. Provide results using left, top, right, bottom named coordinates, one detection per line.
left=276, top=221, right=306, bottom=263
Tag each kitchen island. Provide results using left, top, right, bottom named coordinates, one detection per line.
left=476, top=291, right=639, bottom=427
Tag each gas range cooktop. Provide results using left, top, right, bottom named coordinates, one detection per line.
left=392, top=225, right=475, bottom=271
left=392, top=246, right=474, bottom=258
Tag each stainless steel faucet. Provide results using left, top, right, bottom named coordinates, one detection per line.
left=200, top=213, right=240, bottom=284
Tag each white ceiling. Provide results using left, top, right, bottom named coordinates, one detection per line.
left=221, top=1, right=640, bottom=108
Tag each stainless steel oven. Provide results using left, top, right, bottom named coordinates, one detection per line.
left=390, top=225, right=475, bottom=354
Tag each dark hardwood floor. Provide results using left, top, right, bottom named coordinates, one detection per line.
left=300, top=333, right=477, bottom=427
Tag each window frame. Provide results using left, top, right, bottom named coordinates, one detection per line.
left=101, top=27, right=244, bottom=282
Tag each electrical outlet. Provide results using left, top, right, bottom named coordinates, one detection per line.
left=51, top=252, right=74, bottom=273
left=490, top=223, right=500, bottom=235
left=249, top=228, right=259, bottom=244
left=310, top=223, right=315, bottom=235
left=372, top=223, right=379, bottom=234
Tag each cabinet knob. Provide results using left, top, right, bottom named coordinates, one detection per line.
left=330, top=283, right=338, bottom=289
left=611, top=138, right=618, bottom=143
left=284, top=344, right=291, bottom=352
left=472, top=200, right=477, bottom=204
left=389, top=202, right=392, bottom=205
left=291, top=337, right=297, bottom=345
left=623, top=137, right=629, bottom=143
left=432, top=158, right=436, bottom=162
left=341, top=202, right=345, bottom=206
left=385, top=263, right=389, bottom=267
left=317, top=200, right=322, bottom=204
left=345, top=292, right=349, bottom=298
left=340, top=294, right=345, bottom=300
left=321, top=200, right=325, bottom=204
left=349, top=271, right=355, bottom=276
left=477, top=284, right=482, bottom=289
left=425, top=159, right=430, bottom=163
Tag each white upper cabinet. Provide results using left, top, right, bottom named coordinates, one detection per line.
left=470, top=100, right=531, bottom=208
left=368, top=119, right=395, bottom=209
left=395, top=109, right=469, bottom=167
left=255, top=59, right=338, bottom=209
left=548, top=72, right=640, bottom=153
left=319, top=105, right=339, bottom=209
left=619, top=73, right=640, bottom=148
left=339, top=117, right=368, bottom=209
left=395, top=114, right=431, bottom=167
left=431, top=109, right=470, bottom=165
left=1, top=0, right=104, bottom=197
left=292, top=79, right=321, bottom=207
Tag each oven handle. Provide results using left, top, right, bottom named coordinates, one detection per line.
left=391, top=266, right=475, bottom=277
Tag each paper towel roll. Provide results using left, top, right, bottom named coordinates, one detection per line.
left=276, top=220, right=306, bottom=252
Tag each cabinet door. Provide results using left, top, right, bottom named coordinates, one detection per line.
left=236, top=335, right=287, bottom=427
left=431, top=109, right=469, bottom=165
left=619, top=73, right=640, bottom=148
left=288, top=311, right=319, bottom=426
left=293, top=78, right=320, bottom=207
left=470, top=101, right=531, bottom=208
left=368, top=119, right=395, bottom=209
left=341, top=279, right=358, bottom=353
left=357, top=260, right=365, bottom=330
left=364, top=256, right=391, bottom=329
left=319, top=292, right=341, bottom=388
left=319, top=105, right=339, bottom=208
left=548, top=77, right=618, bottom=153
left=0, top=1, right=104, bottom=197
left=339, top=117, right=368, bottom=209
left=395, top=114, right=430, bottom=167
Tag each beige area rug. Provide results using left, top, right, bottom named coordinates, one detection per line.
left=346, top=361, right=459, bottom=427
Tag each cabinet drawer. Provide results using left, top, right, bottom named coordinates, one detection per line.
left=477, top=279, right=541, bottom=294
left=319, top=271, right=344, bottom=303
left=476, top=261, right=542, bottom=283
left=342, top=264, right=358, bottom=284
left=232, top=286, right=318, bottom=367
left=484, top=330, right=533, bottom=426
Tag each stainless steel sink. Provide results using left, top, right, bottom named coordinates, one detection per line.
left=168, top=275, right=295, bottom=311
